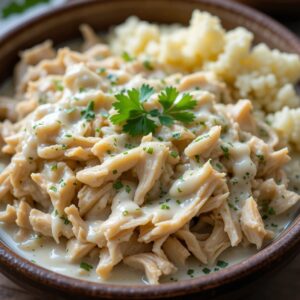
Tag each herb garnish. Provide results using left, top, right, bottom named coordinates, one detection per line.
left=49, top=185, right=57, bottom=192
left=143, top=60, right=154, bottom=70
left=80, top=262, right=93, bottom=272
left=81, top=101, right=95, bottom=121
left=2, top=0, right=50, bottom=19
left=122, top=210, right=129, bottom=216
left=202, top=267, right=211, bottom=274
left=160, top=203, right=170, bottom=210
left=170, top=151, right=178, bottom=158
left=122, top=51, right=134, bottom=62
left=220, top=145, right=230, bottom=159
left=110, top=85, right=196, bottom=136
left=187, top=269, right=194, bottom=277
left=53, top=80, right=64, bottom=92
left=113, top=181, right=124, bottom=190
left=51, top=164, right=58, bottom=171
left=216, top=260, right=228, bottom=268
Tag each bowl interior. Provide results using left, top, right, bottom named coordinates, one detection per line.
left=0, top=0, right=300, bottom=299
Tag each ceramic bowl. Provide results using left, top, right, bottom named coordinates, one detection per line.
left=0, top=0, right=300, bottom=299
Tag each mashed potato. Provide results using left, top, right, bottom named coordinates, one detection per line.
left=109, top=10, right=300, bottom=114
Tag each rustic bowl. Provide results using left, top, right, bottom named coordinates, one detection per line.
left=0, top=0, right=300, bottom=299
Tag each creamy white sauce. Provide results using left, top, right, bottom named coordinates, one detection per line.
left=0, top=62, right=299, bottom=284
left=0, top=208, right=295, bottom=284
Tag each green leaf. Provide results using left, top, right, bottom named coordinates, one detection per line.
left=157, top=86, right=196, bottom=124
left=149, top=109, right=160, bottom=117
left=158, top=86, right=178, bottom=110
left=140, top=84, right=155, bottom=102
left=110, top=85, right=155, bottom=136
left=168, top=111, right=195, bottom=123
left=81, top=101, right=95, bottom=121
left=111, top=93, right=142, bottom=124
left=123, top=115, right=156, bottom=136
left=2, top=0, right=50, bottom=19
left=170, top=93, right=197, bottom=111
left=80, top=262, right=93, bottom=271
left=122, top=51, right=134, bottom=62
left=159, top=115, right=174, bottom=126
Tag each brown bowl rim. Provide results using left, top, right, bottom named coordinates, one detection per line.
left=0, top=0, right=300, bottom=299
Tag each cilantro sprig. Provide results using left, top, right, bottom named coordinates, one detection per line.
left=110, top=85, right=196, bottom=136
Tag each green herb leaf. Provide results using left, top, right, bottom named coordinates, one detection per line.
left=53, top=80, right=64, bottom=92
left=187, top=269, right=194, bottom=277
left=143, top=60, right=154, bottom=70
left=113, top=181, right=124, bottom=190
left=110, top=85, right=195, bottom=136
left=158, top=86, right=179, bottom=110
left=81, top=101, right=95, bottom=121
left=158, top=86, right=196, bottom=124
left=80, top=262, right=93, bottom=272
left=49, top=185, right=57, bottom=192
left=123, top=114, right=156, bottom=136
left=216, top=260, right=228, bottom=268
left=202, top=267, right=211, bottom=274
left=2, top=0, right=50, bottom=19
left=122, top=51, right=134, bottom=62
left=51, top=164, right=58, bottom=171
left=140, top=84, right=155, bottom=102
left=160, top=203, right=170, bottom=210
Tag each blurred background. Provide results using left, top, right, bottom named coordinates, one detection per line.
left=0, top=0, right=300, bottom=300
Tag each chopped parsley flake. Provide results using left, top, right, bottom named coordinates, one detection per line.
left=160, top=203, right=170, bottom=210
left=268, top=207, right=276, bottom=215
left=122, top=210, right=129, bottom=216
left=202, top=267, right=211, bottom=274
left=172, top=132, right=181, bottom=139
left=187, top=269, right=194, bottom=277
left=112, top=169, right=118, bottom=174
left=216, top=260, right=228, bottom=268
left=60, top=215, right=70, bottom=225
left=146, top=147, right=154, bottom=154
left=194, top=134, right=209, bottom=143
left=220, top=145, right=230, bottom=159
left=170, top=151, right=178, bottom=158
left=51, top=164, right=58, bottom=171
left=216, top=163, right=223, bottom=170
left=97, top=67, right=106, bottom=74
left=143, top=60, right=154, bottom=71
left=256, top=153, right=265, bottom=162
left=59, top=179, right=66, bottom=187
left=122, top=51, right=134, bottom=62
left=49, top=185, right=57, bottom=192
left=107, top=73, right=118, bottom=85
left=53, top=79, right=64, bottom=91
left=113, top=181, right=124, bottom=190
left=81, top=101, right=95, bottom=121
left=125, top=185, right=131, bottom=193
left=80, top=262, right=93, bottom=272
